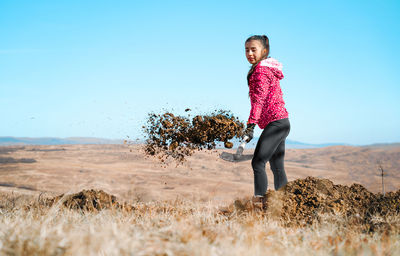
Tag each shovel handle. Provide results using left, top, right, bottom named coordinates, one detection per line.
left=235, top=135, right=249, bottom=155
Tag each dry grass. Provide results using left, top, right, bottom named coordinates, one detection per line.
left=0, top=192, right=399, bottom=256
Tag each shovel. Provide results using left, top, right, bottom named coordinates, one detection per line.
left=219, top=136, right=253, bottom=162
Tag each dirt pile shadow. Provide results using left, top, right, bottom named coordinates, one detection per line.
left=221, top=177, right=400, bottom=233
left=0, top=147, right=25, bottom=155
left=27, top=189, right=134, bottom=213
left=142, top=109, right=244, bottom=165
left=0, top=157, right=36, bottom=164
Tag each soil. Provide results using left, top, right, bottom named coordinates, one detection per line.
left=142, top=109, right=244, bottom=164
left=27, top=189, right=134, bottom=212
left=220, top=176, right=400, bottom=233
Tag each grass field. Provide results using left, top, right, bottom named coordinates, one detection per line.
left=1, top=191, right=399, bottom=256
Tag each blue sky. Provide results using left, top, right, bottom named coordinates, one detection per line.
left=1, top=0, right=399, bottom=145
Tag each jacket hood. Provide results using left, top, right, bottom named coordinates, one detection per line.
left=259, top=57, right=284, bottom=80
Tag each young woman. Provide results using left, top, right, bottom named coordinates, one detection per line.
left=243, top=35, right=291, bottom=209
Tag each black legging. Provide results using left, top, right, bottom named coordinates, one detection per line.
left=251, top=118, right=290, bottom=196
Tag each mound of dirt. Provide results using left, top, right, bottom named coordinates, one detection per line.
left=142, top=109, right=244, bottom=164
left=29, top=189, right=134, bottom=212
left=221, top=177, right=400, bottom=232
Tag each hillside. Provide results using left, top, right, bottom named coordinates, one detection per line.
left=0, top=144, right=398, bottom=203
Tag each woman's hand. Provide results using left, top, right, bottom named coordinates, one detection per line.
left=243, top=123, right=256, bottom=142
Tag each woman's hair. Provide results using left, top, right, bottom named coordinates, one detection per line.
left=246, top=35, right=270, bottom=81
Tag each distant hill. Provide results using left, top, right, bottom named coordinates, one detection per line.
left=0, top=136, right=397, bottom=149
left=285, top=139, right=352, bottom=149
left=361, top=142, right=400, bottom=148
left=0, top=137, right=124, bottom=146
left=219, top=138, right=352, bottom=149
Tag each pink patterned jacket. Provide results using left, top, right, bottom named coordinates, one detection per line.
left=247, top=57, right=289, bottom=129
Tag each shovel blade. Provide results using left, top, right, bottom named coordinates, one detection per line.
left=219, top=152, right=253, bottom=162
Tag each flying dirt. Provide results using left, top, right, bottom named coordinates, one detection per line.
left=142, top=109, right=245, bottom=164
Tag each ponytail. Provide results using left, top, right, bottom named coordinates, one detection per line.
left=262, top=35, right=270, bottom=54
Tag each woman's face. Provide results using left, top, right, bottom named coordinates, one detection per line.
left=245, top=40, right=267, bottom=65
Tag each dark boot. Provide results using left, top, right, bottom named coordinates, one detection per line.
left=252, top=196, right=267, bottom=211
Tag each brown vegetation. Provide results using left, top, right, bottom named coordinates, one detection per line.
left=1, top=178, right=399, bottom=255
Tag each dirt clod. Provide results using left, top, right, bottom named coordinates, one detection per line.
left=224, top=141, right=234, bottom=149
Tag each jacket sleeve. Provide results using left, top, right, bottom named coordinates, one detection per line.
left=248, top=68, right=272, bottom=125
